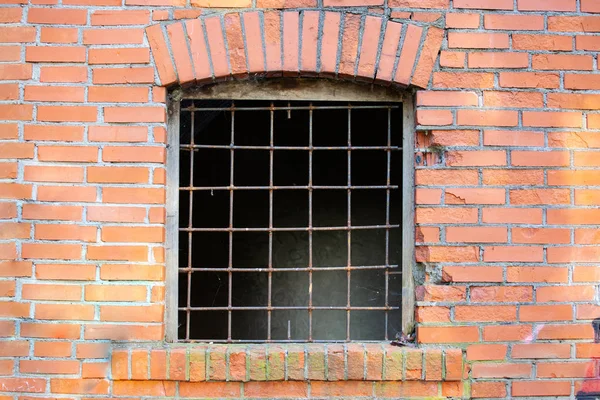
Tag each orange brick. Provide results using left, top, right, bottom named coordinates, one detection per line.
left=92, top=67, right=155, bottom=84
left=36, top=303, right=94, bottom=320
left=443, top=266, right=503, bottom=282
left=455, top=305, right=516, bottom=322
left=23, top=204, right=82, bottom=221
left=102, top=146, right=164, bottom=163
left=471, top=286, right=532, bottom=302
left=35, top=224, right=96, bottom=242
left=512, top=227, right=570, bottom=244
left=445, top=188, right=505, bottom=204
left=88, top=245, right=148, bottom=262
left=24, top=165, right=84, bottom=183
left=446, top=151, right=506, bottom=166
left=483, top=324, right=532, bottom=342
left=101, top=226, right=164, bottom=243
left=513, top=34, right=573, bottom=51
left=88, top=166, right=149, bottom=183
left=24, top=85, right=85, bottom=102
left=40, top=27, right=78, bottom=43
left=433, top=72, right=494, bottom=89
left=102, top=188, right=165, bottom=204
left=40, top=66, right=87, bottom=83
left=22, top=284, right=81, bottom=301
left=34, top=341, right=72, bottom=357
left=50, top=379, right=110, bottom=395
left=483, top=170, right=544, bottom=185
left=467, top=344, right=507, bottom=361
left=77, top=343, right=110, bottom=359
left=100, top=305, right=162, bottom=322
left=28, top=8, right=87, bottom=25
left=512, top=381, right=571, bottom=397
left=22, top=243, right=81, bottom=260
left=91, top=10, right=150, bottom=25
left=472, top=363, right=531, bottom=378
left=21, top=360, right=79, bottom=374
left=499, top=72, right=560, bottom=89
left=507, top=266, right=568, bottom=283
left=484, top=246, right=543, bottom=262
left=520, top=305, right=572, bottom=322
left=484, top=14, right=544, bottom=30
left=448, top=32, right=509, bottom=49
left=24, top=125, right=84, bottom=142
left=38, top=106, right=97, bottom=122
left=538, top=285, right=595, bottom=302
left=88, top=86, right=148, bottom=103
left=87, top=206, right=146, bottom=223
left=417, top=326, right=479, bottom=344
left=21, top=322, right=80, bottom=339
left=513, top=343, right=570, bottom=359
left=83, top=28, right=145, bottom=45
left=446, top=227, right=507, bottom=243
left=38, top=146, right=98, bottom=162
left=38, top=186, right=96, bottom=203
left=482, top=208, right=542, bottom=224
left=85, top=285, right=147, bottom=302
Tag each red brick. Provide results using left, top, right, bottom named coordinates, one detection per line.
left=518, top=0, right=576, bottom=11
left=483, top=170, right=544, bottom=185
left=448, top=32, right=509, bottom=49
left=83, top=28, right=144, bottom=44
left=93, top=67, right=155, bottom=84
left=469, top=52, right=528, bottom=68
left=483, top=325, right=532, bottom=342
left=472, top=363, right=531, bottom=378
left=484, top=14, right=544, bottom=30
left=513, top=343, right=570, bottom=359
left=40, top=27, right=78, bottom=43
left=40, top=66, right=87, bottom=83
left=455, top=305, right=516, bottom=322
left=91, top=10, right=149, bottom=25
left=28, top=8, right=87, bottom=24
left=520, top=305, right=573, bottom=322
left=434, top=72, right=494, bottom=88
left=472, top=381, right=506, bottom=398
left=417, top=326, right=479, bottom=344
left=484, top=246, right=543, bottom=262
left=443, top=266, right=503, bottom=282
left=467, top=344, right=507, bottom=361
left=454, top=0, right=513, bottom=9
left=471, top=286, right=532, bottom=302
left=499, top=72, right=560, bottom=89
left=513, top=34, right=573, bottom=51
left=512, top=381, right=571, bottom=397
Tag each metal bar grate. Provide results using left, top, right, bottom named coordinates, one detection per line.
left=178, top=100, right=403, bottom=343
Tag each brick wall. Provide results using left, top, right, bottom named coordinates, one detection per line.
left=1, top=0, right=600, bottom=398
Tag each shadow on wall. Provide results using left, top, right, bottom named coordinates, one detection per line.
left=576, top=318, right=600, bottom=399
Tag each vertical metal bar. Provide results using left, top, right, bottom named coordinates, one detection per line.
left=267, top=103, right=274, bottom=341
left=165, top=96, right=180, bottom=342
left=308, top=104, right=313, bottom=342
left=186, top=110, right=195, bottom=341
left=228, top=104, right=235, bottom=342
left=384, top=107, right=391, bottom=341
left=346, top=105, right=352, bottom=342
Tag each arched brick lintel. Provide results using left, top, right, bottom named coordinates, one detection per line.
left=146, top=11, right=444, bottom=90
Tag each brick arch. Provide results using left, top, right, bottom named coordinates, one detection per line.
left=146, top=11, right=444, bottom=89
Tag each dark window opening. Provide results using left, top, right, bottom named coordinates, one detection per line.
left=178, top=99, right=403, bottom=342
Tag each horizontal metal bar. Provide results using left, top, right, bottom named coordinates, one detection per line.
left=181, top=105, right=400, bottom=112
left=180, top=185, right=399, bottom=191
left=180, top=224, right=400, bottom=232
left=178, top=265, right=401, bottom=272
left=180, top=306, right=398, bottom=311
left=179, top=339, right=389, bottom=343
left=181, top=145, right=402, bottom=151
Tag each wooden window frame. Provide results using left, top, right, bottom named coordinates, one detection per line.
left=164, top=79, right=415, bottom=342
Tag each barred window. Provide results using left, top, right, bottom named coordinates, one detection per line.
left=166, top=81, right=415, bottom=343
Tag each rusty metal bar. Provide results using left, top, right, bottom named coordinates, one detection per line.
left=227, top=104, right=235, bottom=342
left=180, top=185, right=400, bottom=191
left=267, top=102, right=274, bottom=341
left=308, top=104, right=314, bottom=342
left=179, top=265, right=400, bottom=272
left=179, top=100, right=403, bottom=342
left=185, top=110, right=195, bottom=341
left=179, top=225, right=399, bottom=232
left=182, top=105, right=400, bottom=112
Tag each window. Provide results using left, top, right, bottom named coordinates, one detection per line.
left=165, top=80, right=415, bottom=343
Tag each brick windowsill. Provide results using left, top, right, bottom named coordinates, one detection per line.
left=111, top=343, right=465, bottom=382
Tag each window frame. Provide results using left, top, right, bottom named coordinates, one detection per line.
left=165, top=79, right=415, bottom=343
